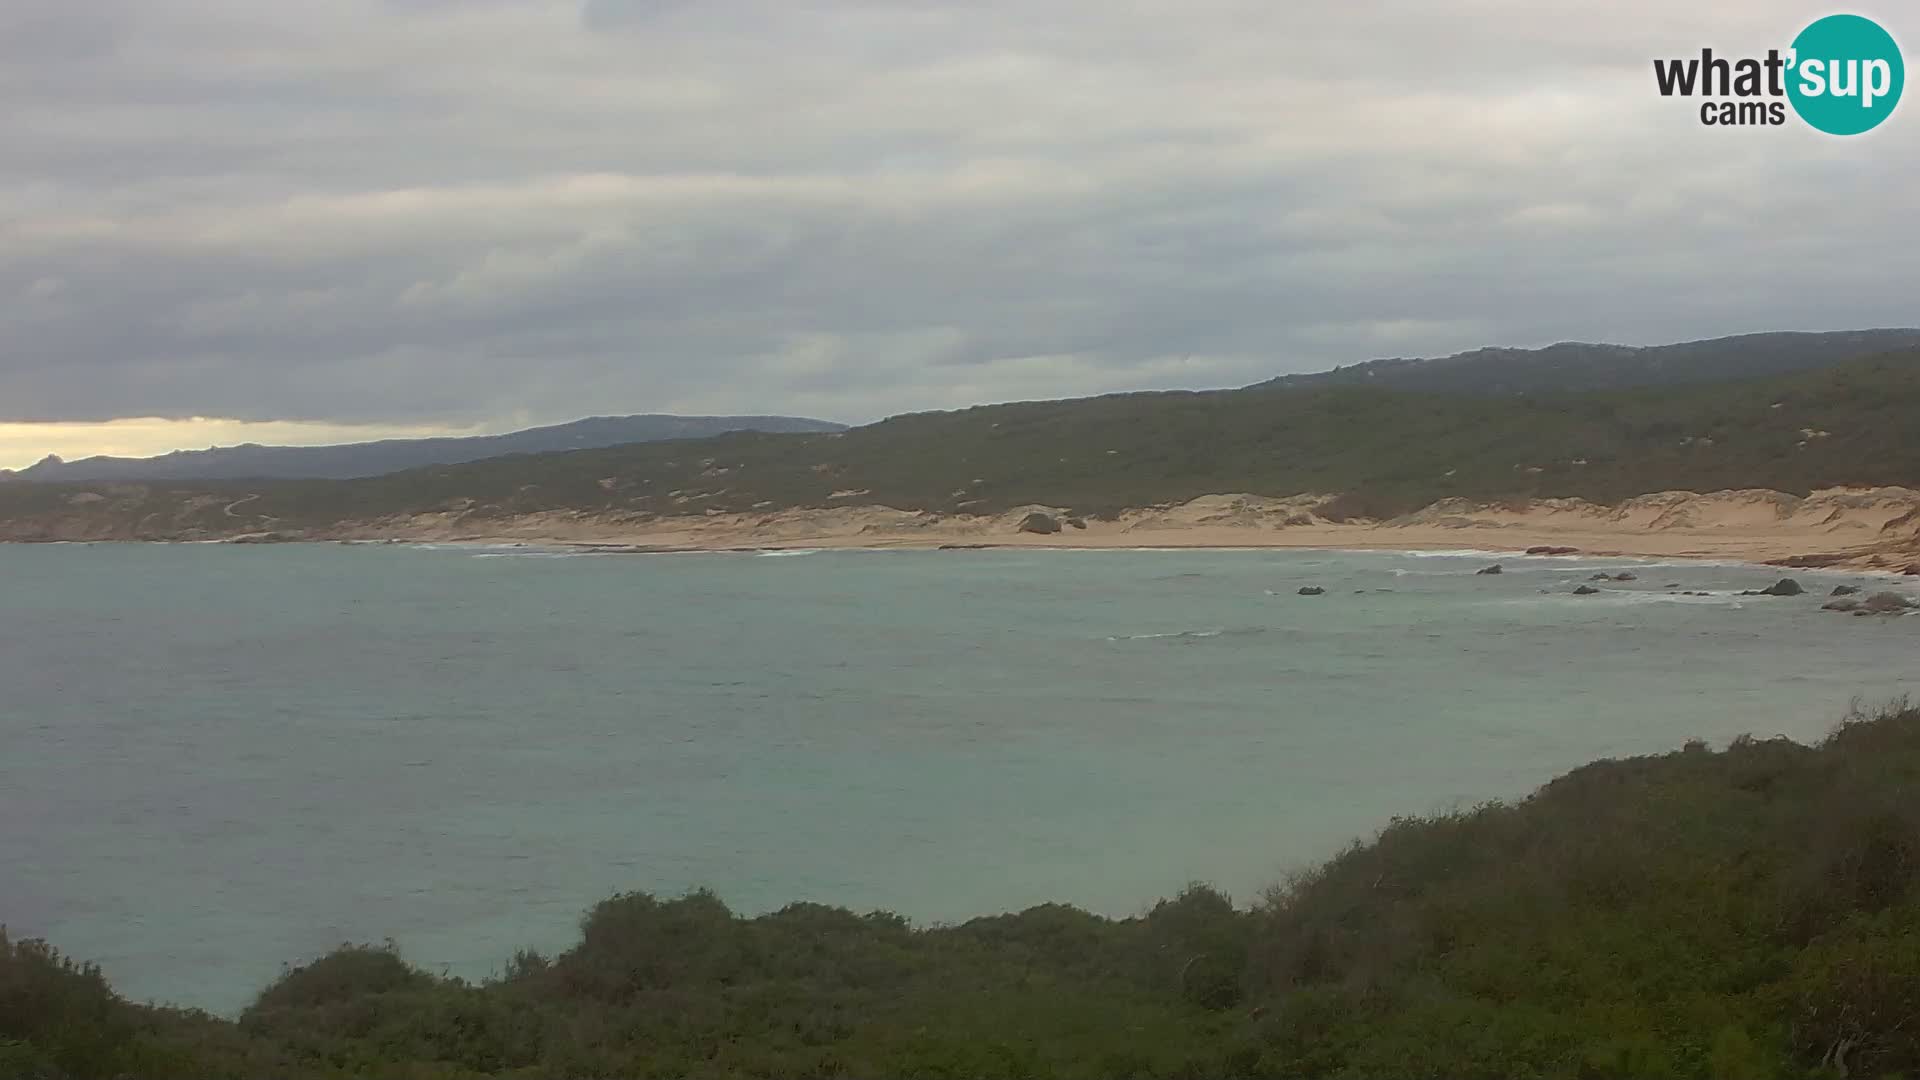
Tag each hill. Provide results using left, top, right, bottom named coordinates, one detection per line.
left=7, top=699, right=1920, bottom=1078
left=4, top=347, right=1920, bottom=542
left=0, top=414, right=846, bottom=484
left=1258, top=328, right=1920, bottom=396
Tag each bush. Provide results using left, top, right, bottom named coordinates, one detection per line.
left=16, top=702, right=1920, bottom=1078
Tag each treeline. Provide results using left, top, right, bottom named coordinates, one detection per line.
left=7, top=701, right=1920, bottom=1078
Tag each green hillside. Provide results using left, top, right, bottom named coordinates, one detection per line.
left=3, top=351, right=1919, bottom=537
left=8, top=701, right=1920, bottom=1078
left=1259, top=328, right=1920, bottom=396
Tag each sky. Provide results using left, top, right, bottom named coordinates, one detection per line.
left=2, top=0, right=1917, bottom=468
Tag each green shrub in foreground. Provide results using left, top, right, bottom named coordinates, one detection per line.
left=6, top=703, right=1920, bottom=1078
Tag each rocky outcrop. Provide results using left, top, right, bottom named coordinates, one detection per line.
left=1475, top=564, right=1502, bottom=575
left=1743, top=578, right=1804, bottom=597
left=1526, top=545, right=1580, bottom=555
left=1573, top=584, right=1600, bottom=595
left=1824, top=591, right=1917, bottom=615
left=1016, top=512, right=1061, bottom=535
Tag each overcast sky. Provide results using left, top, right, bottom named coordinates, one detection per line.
left=2, top=0, right=1916, bottom=467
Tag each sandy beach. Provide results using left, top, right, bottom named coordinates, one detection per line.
left=328, top=486, right=1920, bottom=571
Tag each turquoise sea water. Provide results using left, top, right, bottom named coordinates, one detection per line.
left=2, top=542, right=1916, bottom=1013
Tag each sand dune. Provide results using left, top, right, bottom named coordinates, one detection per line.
left=347, top=486, right=1920, bottom=570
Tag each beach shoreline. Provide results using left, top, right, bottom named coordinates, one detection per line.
left=327, top=486, right=1920, bottom=573
left=10, top=486, right=1920, bottom=572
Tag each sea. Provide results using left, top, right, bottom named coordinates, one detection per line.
left=2, top=541, right=1915, bottom=1013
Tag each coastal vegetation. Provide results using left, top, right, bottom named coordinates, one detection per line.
left=3, top=348, right=1920, bottom=540
left=9, top=700, right=1920, bottom=1078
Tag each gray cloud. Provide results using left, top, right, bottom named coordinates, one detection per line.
left=2, top=0, right=1916, bottom=430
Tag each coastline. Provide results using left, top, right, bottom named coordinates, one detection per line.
left=9, top=486, right=1920, bottom=572
left=339, top=487, right=1920, bottom=572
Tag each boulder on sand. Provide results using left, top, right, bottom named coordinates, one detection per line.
left=1526, top=546, right=1580, bottom=555
left=1016, top=511, right=1062, bottom=535
left=1064, top=517, right=1088, bottom=530
left=1475, top=564, right=1503, bottom=575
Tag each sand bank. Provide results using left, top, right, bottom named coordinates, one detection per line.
left=338, top=487, right=1920, bottom=570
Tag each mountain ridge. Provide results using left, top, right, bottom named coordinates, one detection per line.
left=7, top=329, right=1914, bottom=486
left=1255, top=328, right=1920, bottom=395
left=0, top=414, right=847, bottom=484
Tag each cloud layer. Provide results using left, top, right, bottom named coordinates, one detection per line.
left=3, top=0, right=1916, bottom=462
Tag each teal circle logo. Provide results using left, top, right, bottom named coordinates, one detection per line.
left=1787, top=14, right=1904, bottom=135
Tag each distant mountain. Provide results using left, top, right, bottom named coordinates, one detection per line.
left=0, top=414, right=846, bottom=483
left=1257, top=329, right=1920, bottom=396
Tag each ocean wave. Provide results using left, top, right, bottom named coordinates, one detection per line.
left=1499, top=591, right=1748, bottom=608
left=1105, top=626, right=1269, bottom=642
left=755, top=549, right=823, bottom=557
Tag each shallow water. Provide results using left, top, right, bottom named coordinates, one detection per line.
left=2, top=542, right=1915, bottom=1013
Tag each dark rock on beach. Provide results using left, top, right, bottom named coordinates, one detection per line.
left=1742, top=578, right=1804, bottom=597
left=1526, top=545, right=1580, bottom=555
left=1475, top=564, right=1502, bottom=575
left=1831, top=584, right=1862, bottom=596
left=1016, top=512, right=1062, bottom=535
left=1770, top=552, right=1852, bottom=568
left=1573, top=584, right=1600, bottom=595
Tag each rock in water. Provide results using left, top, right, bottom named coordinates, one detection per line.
left=1757, top=578, right=1804, bottom=597
left=1573, top=584, right=1600, bottom=595
left=1016, top=512, right=1061, bottom=535
left=1475, top=564, right=1503, bottom=575
left=1831, top=584, right=1862, bottom=596
left=1298, top=586, right=1326, bottom=596
left=1826, top=593, right=1916, bottom=615
left=1613, top=572, right=1637, bottom=582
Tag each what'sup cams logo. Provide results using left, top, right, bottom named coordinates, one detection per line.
left=1654, top=13, right=1904, bottom=133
